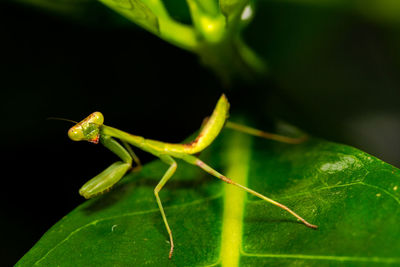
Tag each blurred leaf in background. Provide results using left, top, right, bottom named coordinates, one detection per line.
left=243, top=0, right=400, bottom=166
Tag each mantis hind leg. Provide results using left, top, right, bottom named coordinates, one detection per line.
left=225, top=121, right=308, bottom=144
left=154, top=155, right=177, bottom=259
left=181, top=154, right=317, bottom=229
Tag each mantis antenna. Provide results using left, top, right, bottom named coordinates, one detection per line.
left=47, top=117, right=78, bottom=124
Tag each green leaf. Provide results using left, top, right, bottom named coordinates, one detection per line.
left=17, top=130, right=400, bottom=266
left=99, top=0, right=159, bottom=33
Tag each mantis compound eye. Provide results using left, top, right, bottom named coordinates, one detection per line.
left=68, top=126, right=85, bottom=141
left=88, top=112, right=104, bottom=126
left=68, top=112, right=104, bottom=143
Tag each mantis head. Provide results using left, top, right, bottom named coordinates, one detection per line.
left=68, top=112, right=104, bottom=144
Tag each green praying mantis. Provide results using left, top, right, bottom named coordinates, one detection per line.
left=66, top=94, right=317, bottom=259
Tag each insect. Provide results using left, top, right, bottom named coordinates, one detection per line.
left=67, top=94, right=317, bottom=259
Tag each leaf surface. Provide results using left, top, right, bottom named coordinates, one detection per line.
left=17, top=130, right=400, bottom=266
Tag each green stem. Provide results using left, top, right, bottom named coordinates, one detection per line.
left=143, top=0, right=198, bottom=51
left=197, top=36, right=267, bottom=85
left=157, top=19, right=198, bottom=51
left=187, top=0, right=266, bottom=83
left=100, top=0, right=266, bottom=82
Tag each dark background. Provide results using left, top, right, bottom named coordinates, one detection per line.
left=2, top=1, right=400, bottom=265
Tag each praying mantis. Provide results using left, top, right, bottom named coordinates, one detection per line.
left=67, top=94, right=317, bottom=259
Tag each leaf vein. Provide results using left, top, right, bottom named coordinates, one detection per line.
left=240, top=251, right=400, bottom=264
left=247, top=181, right=363, bottom=203
left=34, top=193, right=221, bottom=265
left=359, top=182, right=400, bottom=205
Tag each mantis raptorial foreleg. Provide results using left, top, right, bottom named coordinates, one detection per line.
left=79, top=136, right=133, bottom=199
left=154, top=155, right=177, bottom=259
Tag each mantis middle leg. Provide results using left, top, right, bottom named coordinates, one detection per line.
left=154, top=155, right=177, bottom=259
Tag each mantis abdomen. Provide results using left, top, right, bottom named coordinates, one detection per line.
left=182, top=94, right=229, bottom=154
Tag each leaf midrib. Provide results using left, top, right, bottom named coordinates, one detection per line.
left=240, top=251, right=400, bottom=264
left=220, top=130, right=252, bottom=267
